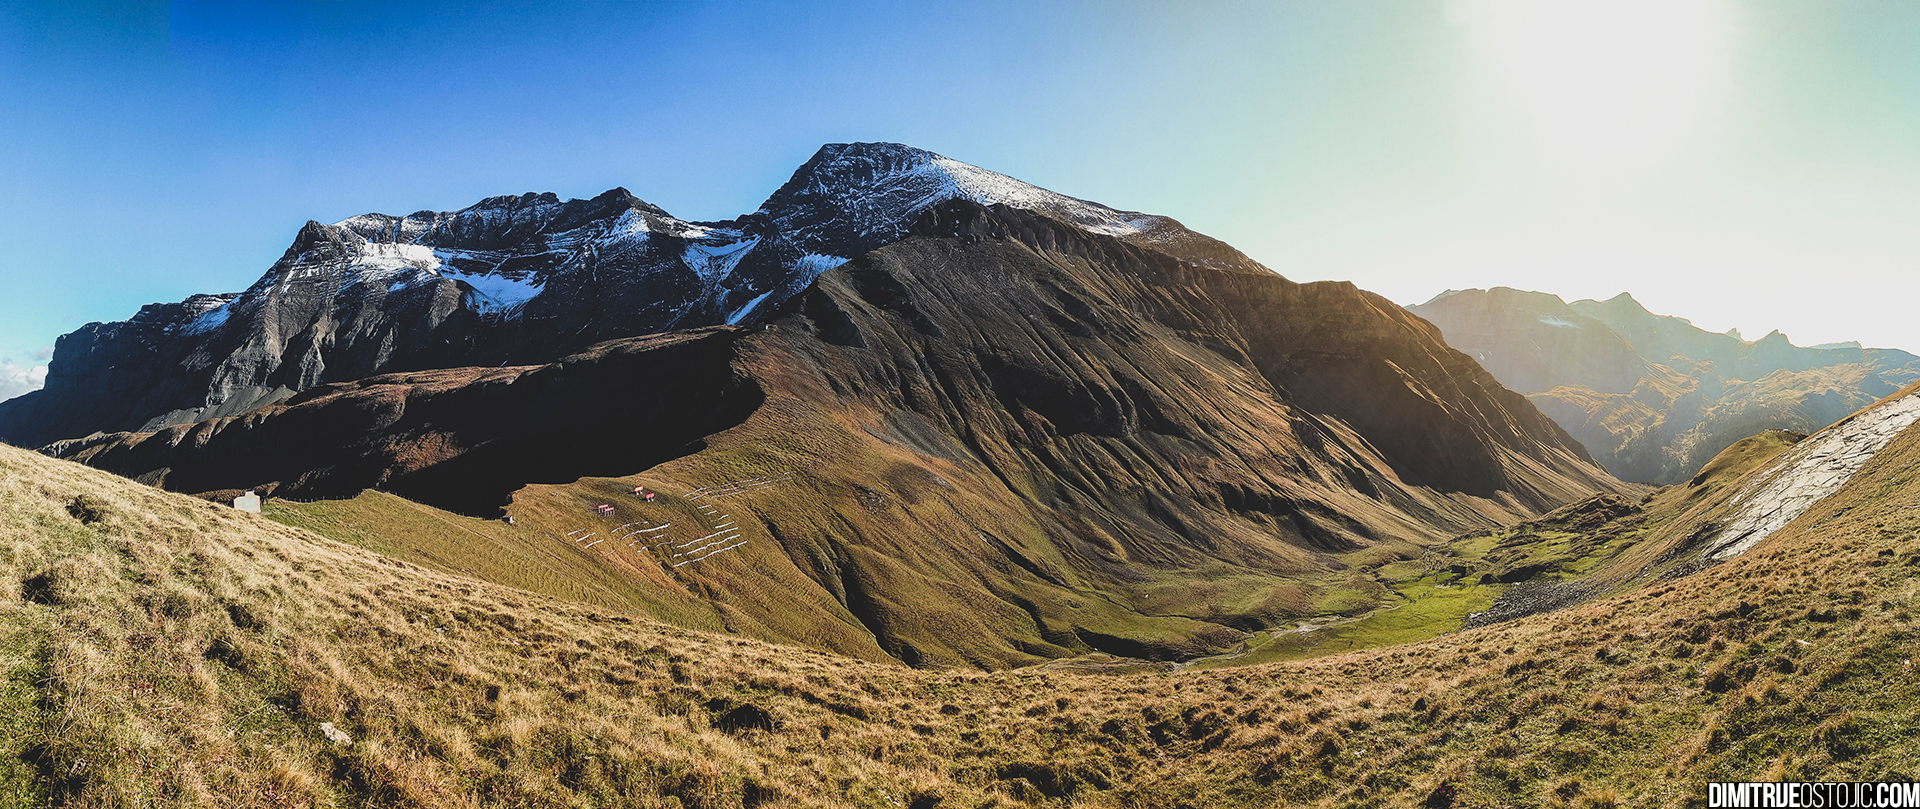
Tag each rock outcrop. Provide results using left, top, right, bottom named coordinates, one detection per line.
left=1703, top=389, right=1920, bottom=559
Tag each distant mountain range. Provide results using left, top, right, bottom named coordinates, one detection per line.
left=1408, top=287, right=1920, bottom=484
left=4, top=144, right=1628, bottom=666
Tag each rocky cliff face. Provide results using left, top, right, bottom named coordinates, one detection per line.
left=1409, top=288, right=1920, bottom=484
left=50, top=198, right=1629, bottom=666
left=1700, top=387, right=1920, bottom=560
left=0, top=143, right=1197, bottom=449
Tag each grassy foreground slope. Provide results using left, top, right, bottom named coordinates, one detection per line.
left=4, top=428, right=1919, bottom=808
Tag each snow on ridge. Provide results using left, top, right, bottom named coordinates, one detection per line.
left=793, top=252, right=849, bottom=281
left=1123, top=214, right=1168, bottom=231
left=1537, top=315, right=1582, bottom=329
left=427, top=247, right=504, bottom=266
left=334, top=212, right=440, bottom=245
left=930, top=156, right=1148, bottom=237
left=180, top=300, right=233, bottom=335
left=336, top=213, right=399, bottom=238
left=181, top=294, right=233, bottom=317
left=767, top=146, right=1158, bottom=247
left=438, top=194, right=565, bottom=239
left=218, top=146, right=1173, bottom=338
left=331, top=193, right=570, bottom=246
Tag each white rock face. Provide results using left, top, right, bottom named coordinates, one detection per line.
left=1707, top=393, right=1920, bottom=559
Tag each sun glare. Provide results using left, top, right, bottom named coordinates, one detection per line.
left=1453, top=0, right=1732, bottom=172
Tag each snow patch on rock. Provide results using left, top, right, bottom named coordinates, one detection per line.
left=725, top=289, right=777, bottom=325
left=442, top=269, right=544, bottom=314
left=181, top=301, right=233, bottom=335
left=683, top=237, right=759, bottom=282
left=792, top=252, right=849, bottom=282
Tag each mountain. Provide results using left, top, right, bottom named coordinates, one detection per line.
left=27, top=145, right=1629, bottom=667
left=1408, top=287, right=1920, bottom=484
left=6, top=383, right=1918, bottom=806
left=0, top=144, right=1202, bottom=449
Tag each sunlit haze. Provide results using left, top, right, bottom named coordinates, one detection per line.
left=3, top=0, right=1918, bottom=402
left=1456, top=0, right=1732, bottom=171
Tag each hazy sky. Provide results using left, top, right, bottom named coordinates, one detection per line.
left=4, top=0, right=1918, bottom=401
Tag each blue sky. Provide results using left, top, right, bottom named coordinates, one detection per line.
left=4, top=0, right=1919, bottom=401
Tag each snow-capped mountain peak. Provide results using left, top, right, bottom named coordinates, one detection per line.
left=3, top=142, right=1278, bottom=446
left=760, top=142, right=1164, bottom=248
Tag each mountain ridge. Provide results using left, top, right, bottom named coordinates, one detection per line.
left=0, top=143, right=1202, bottom=449
left=1408, top=286, right=1920, bottom=484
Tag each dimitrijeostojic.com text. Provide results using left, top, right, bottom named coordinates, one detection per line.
left=1708, top=782, right=1920, bottom=808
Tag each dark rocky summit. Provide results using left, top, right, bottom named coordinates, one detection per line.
left=1409, top=287, right=1920, bottom=484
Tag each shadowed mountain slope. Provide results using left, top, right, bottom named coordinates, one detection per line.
left=52, top=199, right=1628, bottom=668
left=1409, top=287, right=1920, bottom=483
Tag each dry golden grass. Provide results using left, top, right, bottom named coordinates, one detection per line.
left=5, top=409, right=1920, bottom=807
